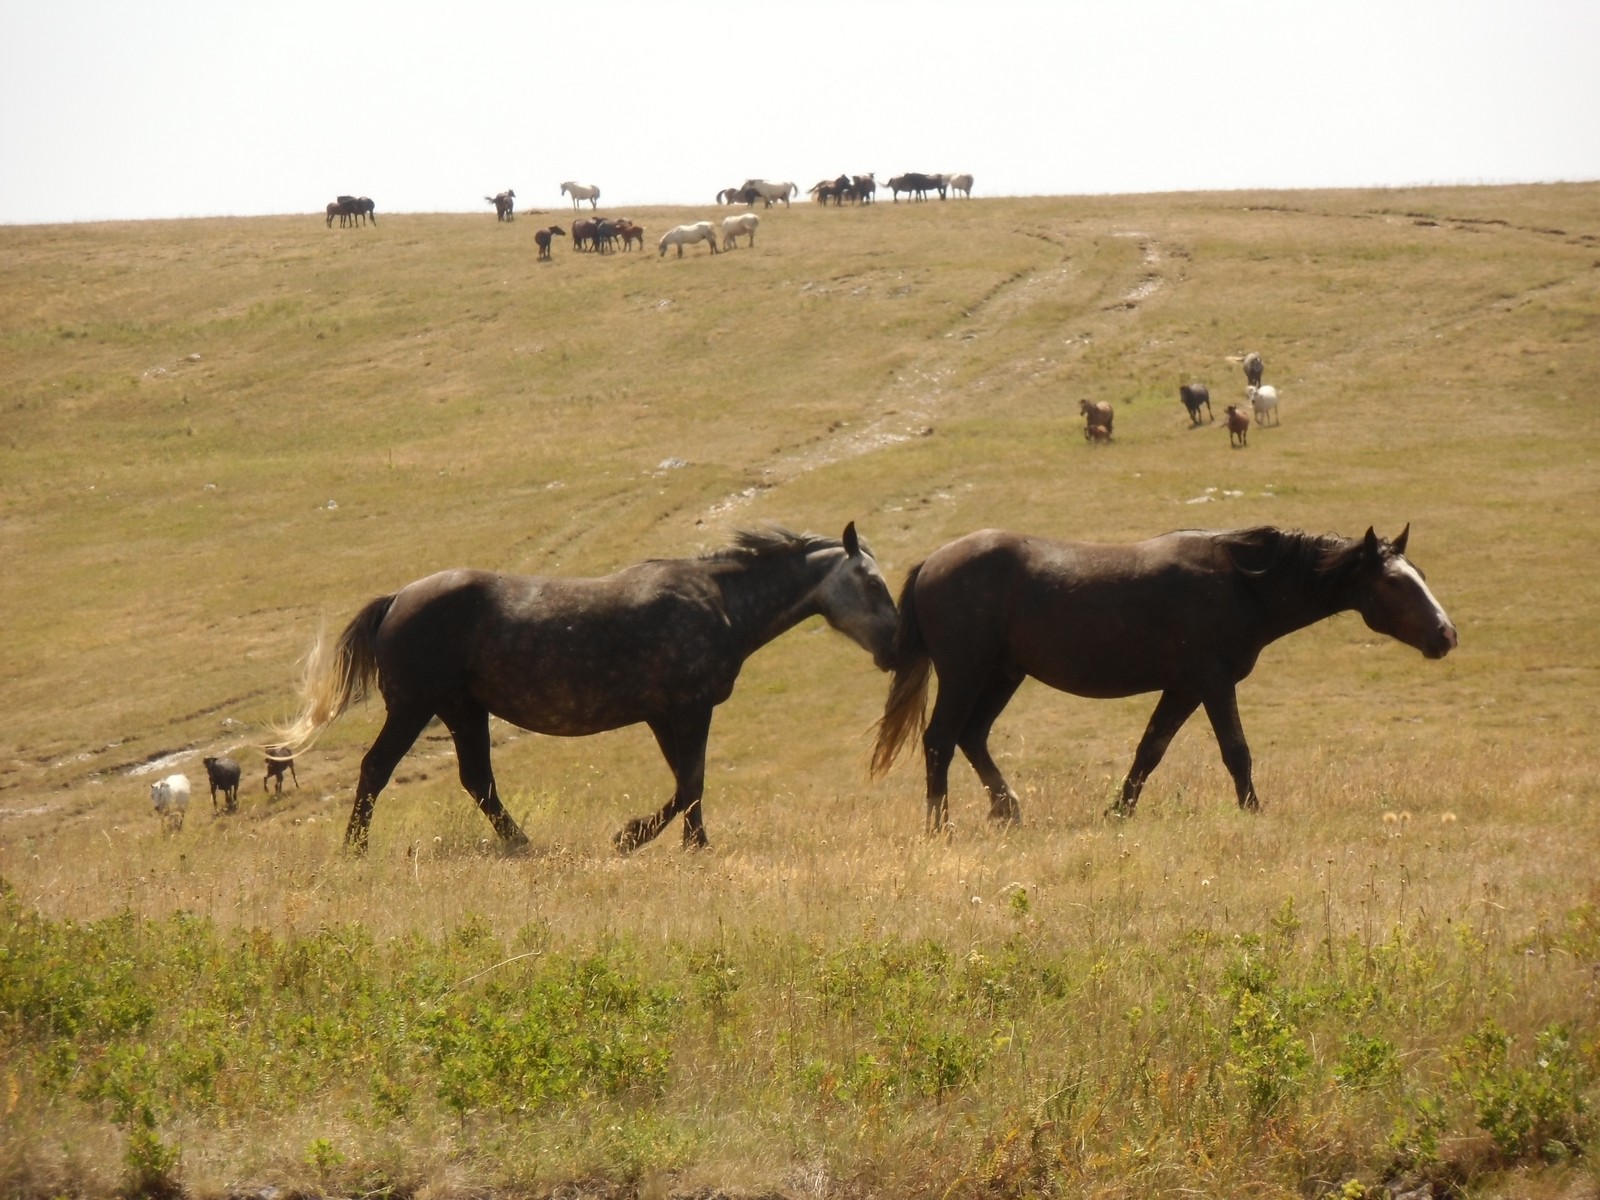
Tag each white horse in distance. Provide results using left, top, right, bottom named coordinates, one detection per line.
left=740, top=179, right=798, bottom=208
left=721, top=213, right=759, bottom=249
left=1248, top=384, right=1280, bottom=426
left=659, top=222, right=720, bottom=258
left=947, top=172, right=974, bottom=198
left=560, top=181, right=601, bottom=210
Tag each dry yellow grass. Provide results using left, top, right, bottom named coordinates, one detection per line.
left=1, top=185, right=1598, bottom=1198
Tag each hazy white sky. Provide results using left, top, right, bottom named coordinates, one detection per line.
left=2, top=0, right=1595, bottom=224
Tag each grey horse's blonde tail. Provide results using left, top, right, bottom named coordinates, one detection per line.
left=268, top=595, right=394, bottom=758
left=870, top=564, right=931, bottom=778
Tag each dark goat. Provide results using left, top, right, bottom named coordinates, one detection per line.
left=203, top=755, right=241, bottom=814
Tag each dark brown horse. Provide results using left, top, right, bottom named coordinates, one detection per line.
left=276, top=525, right=898, bottom=853
left=535, top=225, right=566, bottom=259
left=872, top=525, right=1457, bottom=832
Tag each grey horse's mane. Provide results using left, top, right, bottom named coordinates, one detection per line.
left=706, top=525, right=867, bottom=560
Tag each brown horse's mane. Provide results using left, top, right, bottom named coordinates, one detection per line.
left=1211, top=525, right=1376, bottom=597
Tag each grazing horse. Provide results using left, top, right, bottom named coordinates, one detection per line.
left=561, top=181, right=601, bottom=209
left=570, top=218, right=599, bottom=251
left=535, top=225, right=566, bottom=259
left=1180, top=383, right=1213, bottom=425
left=659, top=221, right=719, bottom=257
left=1078, top=398, right=1113, bottom=436
left=718, top=185, right=760, bottom=206
left=740, top=179, right=798, bottom=208
left=1225, top=404, right=1251, bottom=446
left=947, top=172, right=974, bottom=198
left=853, top=174, right=876, bottom=203
left=487, top=190, right=516, bottom=220
left=326, top=196, right=362, bottom=227
left=721, top=212, right=759, bottom=249
left=872, top=525, right=1456, bottom=831
left=887, top=173, right=944, bottom=202
left=272, top=525, right=898, bottom=853
left=810, top=174, right=853, bottom=205
left=353, top=196, right=376, bottom=225
left=616, top=220, right=645, bottom=251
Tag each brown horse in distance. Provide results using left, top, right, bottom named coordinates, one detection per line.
left=872, top=525, right=1457, bottom=832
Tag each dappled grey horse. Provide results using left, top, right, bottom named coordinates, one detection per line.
left=276, top=525, right=898, bottom=852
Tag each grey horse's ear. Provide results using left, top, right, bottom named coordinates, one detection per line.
left=842, top=522, right=860, bottom=557
left=1391, top=524, right=1410, bottom=556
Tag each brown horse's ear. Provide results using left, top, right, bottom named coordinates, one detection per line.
left=1391, top=524, right=1410, bottom=557
left=842, top=522, right=860, bottom=557
left=1362, top=527, right=1381, bottom=559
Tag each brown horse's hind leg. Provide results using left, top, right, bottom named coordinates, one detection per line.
left=1111, top=690, right=1201, bottom=818
left=439, top=702, right=530, bottom=847
left=614, top=710, right=712, bottom=853
left=346, top=704, right=434, bottom=852
left=957, top=674, right=1025, bottom=824
left=1201, top=689, right=1260, bottom=811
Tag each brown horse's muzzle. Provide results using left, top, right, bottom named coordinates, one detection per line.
left=1424, top=620, right=1459, bottom=659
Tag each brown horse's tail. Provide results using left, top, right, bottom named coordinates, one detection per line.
left=870, top=563, right=932, bottom=778
left=267, top=594, right=395, bottom=758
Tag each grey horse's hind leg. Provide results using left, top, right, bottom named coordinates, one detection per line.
left=347, top=704, right=434, bottom=851
left=439, top=701, right=530, bottom=847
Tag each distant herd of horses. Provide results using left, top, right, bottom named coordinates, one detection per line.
left=1083, top=352, right=1286, bottom=448
left=324, top=194, right=376, bottom=227
left=716, top=173, right=973, bottom=206
left=323, top=173, right=973, bottom=236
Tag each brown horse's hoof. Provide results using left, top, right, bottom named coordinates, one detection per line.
left=613, top=823, right=645, bottom=855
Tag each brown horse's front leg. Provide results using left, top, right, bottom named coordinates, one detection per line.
left=923, top=740, right=954, bottom=835
left=1201, top=690, right=1260, bottom=811
left=1111, top=690, right=1201, bottom=817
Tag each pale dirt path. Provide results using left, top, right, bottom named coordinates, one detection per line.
left=701, top=227, right=1171, bottom=524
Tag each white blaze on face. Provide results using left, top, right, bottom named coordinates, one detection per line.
left=1393, top=556, right=1458, bottom=649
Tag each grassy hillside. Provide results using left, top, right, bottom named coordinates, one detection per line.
left=1, top=187, right=1598, bottom=1199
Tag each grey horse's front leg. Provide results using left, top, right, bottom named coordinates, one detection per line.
left=615, top=710, right=713, bottom=853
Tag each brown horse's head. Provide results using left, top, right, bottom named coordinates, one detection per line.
left=1351, top=526, right=1459, bottom=659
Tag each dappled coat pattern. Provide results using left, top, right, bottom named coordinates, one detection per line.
left=273, top=526, right=898, bottom=853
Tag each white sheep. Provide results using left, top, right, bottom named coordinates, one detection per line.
left=150, top=774, right=191, bottom=832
